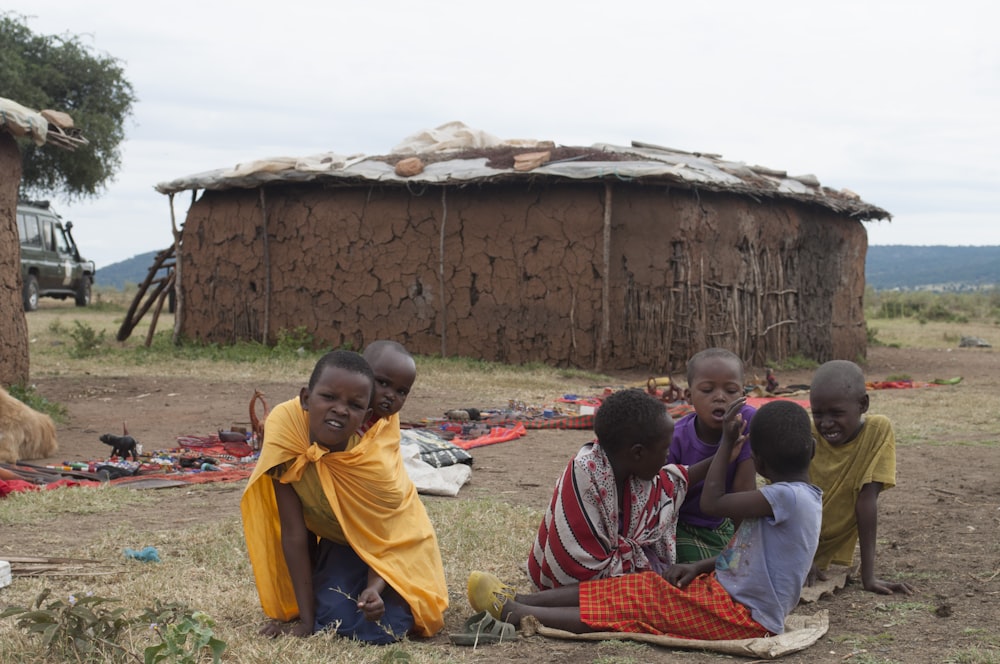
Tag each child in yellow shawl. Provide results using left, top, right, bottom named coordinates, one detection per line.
left=241, top=347, right=448, bottom=643
left=807, top=360, right=914, bottom=596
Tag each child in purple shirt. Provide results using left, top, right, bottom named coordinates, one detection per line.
left=668, top=348, right=757, bottom=562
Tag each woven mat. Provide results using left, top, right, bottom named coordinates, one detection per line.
left=519, top=610, right=829, bottom=659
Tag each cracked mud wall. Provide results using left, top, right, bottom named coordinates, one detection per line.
left=0, top=133, right=30, bottom=386
left=176, top=182, right=866, bottom=371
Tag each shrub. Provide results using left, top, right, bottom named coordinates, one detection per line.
left=0, top=590, right=226, bottom=664
left=68, top=320, right=107, bottom=358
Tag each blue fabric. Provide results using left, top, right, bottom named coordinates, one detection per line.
left=312, top=539, right=414, bottom=644
left=123, top=546, right=161, bottom=563
left=714, top=481, right=822, bottom=634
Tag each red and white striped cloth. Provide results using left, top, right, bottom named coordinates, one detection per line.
left=527, top=442, right=688, bottom=590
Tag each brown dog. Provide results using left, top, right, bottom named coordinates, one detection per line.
left=0, top=386, right=59, bottom=463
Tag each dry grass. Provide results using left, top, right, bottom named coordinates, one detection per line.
left=867, top=317, right=1000, bottom=445
left=0, top=486, right=544, bottom=663
left=25, top=301, right=615, bottom=399
left=5, top=299, right=998, bottom=662
left=869, top=317, right=998, bottom=350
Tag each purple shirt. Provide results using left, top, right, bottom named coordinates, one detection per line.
left=667, top=405, right=756, bottom=529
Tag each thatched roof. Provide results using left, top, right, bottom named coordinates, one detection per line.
left=155, top=122, right=890, bottom=221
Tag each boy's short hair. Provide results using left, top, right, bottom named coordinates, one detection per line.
left=686, top=347, right=744, bottom=385
left=364, top=339, right=413, bottom=363
left=308, top=350, right=375, bottom=397
left=748, top=400, right=814, bottom=474
left=811, top=360, right=866, bottom=397
left=594, top=389, right=670, bottom=453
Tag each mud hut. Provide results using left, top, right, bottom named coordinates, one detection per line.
left=155, top=122, right=889, bottom=372
left=0, top=98, right=87, bottom=386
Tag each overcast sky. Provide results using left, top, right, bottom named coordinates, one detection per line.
left=9, top=1, right=999, bottom=269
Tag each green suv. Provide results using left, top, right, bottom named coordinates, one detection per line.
left=16, top=200, right=96, bottom=311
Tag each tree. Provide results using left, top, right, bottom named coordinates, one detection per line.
left=0, top=12, right=137, bottom=201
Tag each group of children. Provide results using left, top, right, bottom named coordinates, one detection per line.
left=240, top=342, right=912, bottom=645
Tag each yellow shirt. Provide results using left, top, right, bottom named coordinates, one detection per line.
left=241, top=398, right=448, bottom=636
left=809, top=414, right=897, bottom=568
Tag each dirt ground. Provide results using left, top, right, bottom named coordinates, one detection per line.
left=8, top=345, right=1000, bottom=662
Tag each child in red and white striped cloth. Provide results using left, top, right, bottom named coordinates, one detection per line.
left=471, top=398, right=821, bottom=639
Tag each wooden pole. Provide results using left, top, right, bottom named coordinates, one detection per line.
left=259, top=188, right=271, bottom=345
left=598, top=182, right=613, bottom=371
left=169, top=193, right=183, bottom=345
left=438, top=187, right=448, bottom=357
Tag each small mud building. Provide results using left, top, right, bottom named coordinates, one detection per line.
left=155, top=123, right=889, bottom=372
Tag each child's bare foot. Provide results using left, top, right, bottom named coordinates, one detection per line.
left=805, top=564, right=829, bottom=586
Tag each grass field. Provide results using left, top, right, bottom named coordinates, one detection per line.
left=2, top=292, right=998, bottom=663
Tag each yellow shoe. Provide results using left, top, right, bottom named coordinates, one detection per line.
left=467, top=571, right=516, bottom=620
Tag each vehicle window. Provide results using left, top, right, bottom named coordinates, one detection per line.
left=55, top=226, right=71, bottom=254
left=41, top=219, right=55, bottom=252
left=20, top=214, right=41, bottom=247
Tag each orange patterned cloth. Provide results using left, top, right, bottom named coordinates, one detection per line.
left=580, top=571, right=770, bottom=640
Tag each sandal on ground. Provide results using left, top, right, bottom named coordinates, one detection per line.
left=449, top=611, right=515, bottom=646
left=467, top=570, right=516, bottom=620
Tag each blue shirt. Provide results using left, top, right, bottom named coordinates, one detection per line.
left=715, top=481, right=822, bottom=634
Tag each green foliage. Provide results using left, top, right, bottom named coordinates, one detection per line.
left=866, top=289, right=995, bottom=323
left=0, top=589, right=131, bottom=663
left=138, top=600, right=227, bottom=664
left=866, top=324, right=883, bottom=346
left=0, top=591, right=226, bottom=664
left=274, top=325, right=317, bottom=353
left=5, top=383, right=67, bottom=422
left=0, top=12, right=137, bottom=201
left=68, top=320, right=107, bottom=358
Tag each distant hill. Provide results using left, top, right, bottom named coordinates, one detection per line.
left=96, top=246, right=1000, bottom=292
left=866, top=246, right=1000, bottom=291
left=96, top=250, right=161, bottom=290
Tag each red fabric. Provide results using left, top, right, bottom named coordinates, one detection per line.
left=522, top=415, right=594, bottom=430
left=0, top=478, right=37, bottom=497
left=175, top=435, right=254, bottom=458
left=580, top=571, right=769, bottom=640
left=452, top=422, right=527, bottom=450
left=528, top=453, right=687, bottom=590
left=0, top=478, right=98, bottom=498
left=866, top=380, right=939, bottom=390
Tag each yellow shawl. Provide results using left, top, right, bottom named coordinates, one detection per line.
left=809, top=414, right=897, bottom=568
left=240, top=398, right=448, bottom=636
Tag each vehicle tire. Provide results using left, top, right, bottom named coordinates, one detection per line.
left=75, top=276, right=92, bottom=307
left=23, top=274, right=39, bottom=311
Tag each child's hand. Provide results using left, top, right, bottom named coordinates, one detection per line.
left=662, top=563, right=701, bottom=588
left=863, top=576, right=915, bottom=595
left=722, top=397, right=748, bottom=458
left=357, top=587, right=386, bottom=621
